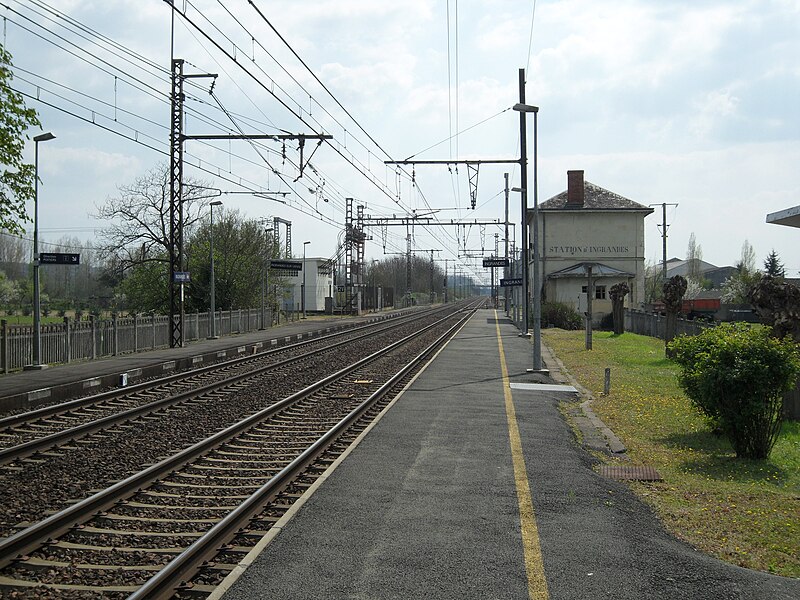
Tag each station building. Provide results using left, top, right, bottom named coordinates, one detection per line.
left=530, top=170, right=653, bottom=321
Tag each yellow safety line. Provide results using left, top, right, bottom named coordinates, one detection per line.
left=495, top=310, right=549, bottom=600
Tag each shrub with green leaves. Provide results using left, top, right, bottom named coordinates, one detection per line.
left=669, top=322, right=800, bottom=459
left=541, top=301, right=582, bottom=330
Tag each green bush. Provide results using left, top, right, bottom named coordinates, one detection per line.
left=541, top=301, right=582, bottom=330
left=669, top=322, right=800, bottom=459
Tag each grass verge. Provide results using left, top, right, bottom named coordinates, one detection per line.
left=543, top=328, right=799, bottom=578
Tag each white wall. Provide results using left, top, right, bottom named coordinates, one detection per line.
left=289, top=257, right=333, bottom=312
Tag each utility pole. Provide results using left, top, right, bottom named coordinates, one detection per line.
left=504, top=172, right=510, bottom=314
left=429, top=251, right=435, bottom=304
left=444, top=260, right=449, bottom=303
left=650, top=202, right=678, bottom=286
left=406, top=226, right=412, bottom=306
left=259, top=222, right=274, bottom=329
left=517, top=68, right=530, bottom=337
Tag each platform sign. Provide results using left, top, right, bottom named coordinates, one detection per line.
left=39, top=252, right=80, bottom=265
left=482, top=257, right=508, bottom=268
left=269, top=260, right=303, bottom=272
left=500, top=277, right=523, bottom=287
left=172, top=271, right=191, bottom=283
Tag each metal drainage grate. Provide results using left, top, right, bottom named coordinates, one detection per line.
left=598, top=465, right=662, bottom=482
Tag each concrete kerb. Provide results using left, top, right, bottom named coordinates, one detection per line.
left=540, top=341, right=627, bottom=455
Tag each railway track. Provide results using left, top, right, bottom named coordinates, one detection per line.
left=0, top=306, right=446, bottom=463
left=0, top=302, right=479, bottom=598
left=0, top=305, right=463, bottom=540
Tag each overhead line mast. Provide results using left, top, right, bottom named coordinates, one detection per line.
left=168, top=58, right=331, bottom=348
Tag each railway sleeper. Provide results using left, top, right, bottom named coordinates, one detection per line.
left=0, top=575, right=139, bottom=593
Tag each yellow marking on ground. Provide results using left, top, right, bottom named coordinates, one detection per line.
left=495, top=311, right=549, bottom=600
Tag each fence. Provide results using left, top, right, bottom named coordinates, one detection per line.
left=624, top=309, right=711, bottom=340
left=624, top=308, right=800, bottom=420
left=0, top=308, right=277, bottom=373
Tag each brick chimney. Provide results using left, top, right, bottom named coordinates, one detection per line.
left=566, top=170, right=585, bottom=207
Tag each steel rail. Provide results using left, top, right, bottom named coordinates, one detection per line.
left=129, top=306, right=476, bottom=599
left=0, top=307, right=425, bottom=430
left=0, top=307, right=448, bottom=465
left=0, top=305, right=470, bottom=572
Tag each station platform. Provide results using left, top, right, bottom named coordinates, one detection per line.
left=215, top=309, right=799, bottom=600
left=0, top=310, right=406, bottom=413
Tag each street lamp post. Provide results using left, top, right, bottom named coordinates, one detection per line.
left=513, top=68, right=545, bottom=373
left=26, top=132, right=56, bottom=371
left=260, top=225, right=274, bottom=330
left=302, top=240, right=310, bottom=318
left=208, top=200, right=223, bottom=339
left=371, top=259, right=379, bottom=311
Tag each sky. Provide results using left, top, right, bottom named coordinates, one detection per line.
left=7, top=0, right=800, bottom=284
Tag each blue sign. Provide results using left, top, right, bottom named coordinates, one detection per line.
left=173, top=271, right=191, bottom=283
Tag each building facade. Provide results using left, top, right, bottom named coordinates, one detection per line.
left=530, top=170, right=653, bottom=321
left=286, top=257, right=334, bottom=313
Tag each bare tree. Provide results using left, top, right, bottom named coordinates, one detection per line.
left=686, top=232, right=703, bottom=282
left=737, top=239, right=757, bottom=274
left=0, top=231, right=29, bottom=279
left=94, top=164, right=214, bottom=274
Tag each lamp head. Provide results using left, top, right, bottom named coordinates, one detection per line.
left=512, top=103, right=539, bottom=113
left=210, top=200, right=223, bottom=206
left=34, top=132, right=56, bottom=143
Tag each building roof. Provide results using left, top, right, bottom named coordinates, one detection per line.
left=547, top=262, right=634, bottom=279
left=539, top=181, right=653, bottom=211
left=665, top=258, right=720, bottom=277
left=766, top=205, right=800, bottom=228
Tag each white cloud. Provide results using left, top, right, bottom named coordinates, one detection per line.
left=8, top=0, right=799, bottom=277
left=688, top=88, right=741, bottom=138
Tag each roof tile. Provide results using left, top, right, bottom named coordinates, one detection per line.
left=540, top=181, right=652, bottom=211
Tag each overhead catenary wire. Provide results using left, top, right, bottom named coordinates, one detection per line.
left=177, top=0, right=478, bottom=253
left=166, top=1, right=421, bottom=219
left=5, top=1, right=357, bottom=218
left=6, top=10, right=358, bottom=228
left=183, top=0, right=421, bottom=208
left=13, top=0, right=502, bottom=272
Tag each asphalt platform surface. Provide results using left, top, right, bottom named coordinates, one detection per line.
left=216, top=309, right=799, bottom=600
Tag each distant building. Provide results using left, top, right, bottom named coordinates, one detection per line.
left=531, top=170, right=653, bottom=322
left=286, top=257, right=334, bottom=313
left=664, top=258, right=736, bottom=288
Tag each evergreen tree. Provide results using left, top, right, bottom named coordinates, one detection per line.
left=763, top=249, right=785, bottom=278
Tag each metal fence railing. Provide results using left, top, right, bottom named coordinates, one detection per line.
left=0, top=308, right=276, bottom=373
